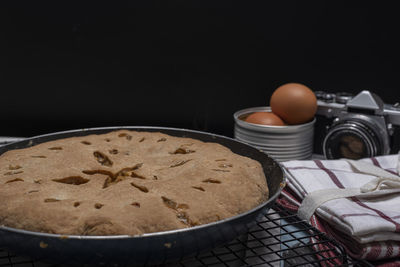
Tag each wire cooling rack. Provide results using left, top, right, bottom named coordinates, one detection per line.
left=0, top=204, right=371, bottom=267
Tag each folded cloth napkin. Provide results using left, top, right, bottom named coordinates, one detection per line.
left=278, top=154, right=400, bottom=263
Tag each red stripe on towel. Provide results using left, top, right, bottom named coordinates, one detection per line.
left=314, top=160, right=344, bottom=188
left=314, top=160, right=400, bottom=233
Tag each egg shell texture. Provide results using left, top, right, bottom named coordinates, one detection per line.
left=270, top=83, right=317, bottom=125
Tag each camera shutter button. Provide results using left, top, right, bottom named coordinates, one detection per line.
left=335, top=93, right=354, bottom=104
left=323, top=93, right=336, bottom=103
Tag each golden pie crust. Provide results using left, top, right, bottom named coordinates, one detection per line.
left=0, top=130, right=268, bottom=236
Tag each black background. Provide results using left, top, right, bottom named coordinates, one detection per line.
left=1, top=2, right=400, bottom=138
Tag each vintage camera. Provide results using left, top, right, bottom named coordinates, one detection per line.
left=314, top=90, right=400, bottom=159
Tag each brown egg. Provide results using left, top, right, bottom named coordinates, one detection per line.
left=245, top=112, right=285, bottom=126
left=270, top=83, right=317, bottom=124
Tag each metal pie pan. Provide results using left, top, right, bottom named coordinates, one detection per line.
left=0, top=126, right=285, bottom=266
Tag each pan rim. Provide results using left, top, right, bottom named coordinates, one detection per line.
left=0, top=126, right=285, bottom=240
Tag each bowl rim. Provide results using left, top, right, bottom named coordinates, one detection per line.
left=234, top=106, right=315, bottom=132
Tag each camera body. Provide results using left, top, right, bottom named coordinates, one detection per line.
left=314, top=90, right=400, bottom=159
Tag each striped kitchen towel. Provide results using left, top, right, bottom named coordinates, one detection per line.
left=277, top=154, right=400, bottom=265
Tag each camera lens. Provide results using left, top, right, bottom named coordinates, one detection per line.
left=323, top=120, right=383, bottom=160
